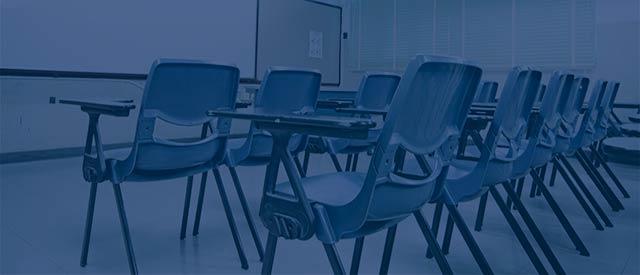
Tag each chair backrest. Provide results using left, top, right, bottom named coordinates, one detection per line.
left=254, top=67, right=322, bottom=114
left=537, top=71, right=575, bottom=135
left=484, top=67, right=542, bottom=158
left=596, top=81, right=619, bottom=129
left=474, top=81, right=499, bottom=103
left=561, top=77, right=590, bottom=127
left=354, top=73, right=401, bottom=110
left=332, top=55, right=482, bottom=232
left=537, top=84, right=547, bottom=102
left=128, top=59, right=240, bottom=172
left=573, top=80, right=608, bottom=146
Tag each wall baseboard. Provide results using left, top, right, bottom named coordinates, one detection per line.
left=0, top=134, right=246, bottom=165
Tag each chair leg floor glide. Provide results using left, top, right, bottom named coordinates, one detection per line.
left=529, top=171, right=590, bottom=256
left=441, top=215, right=455, bottom=255
left=576, top=150, right=624, bottom=211
left=551, top=158, right=605, bottom=230
left=379, top=225, right=397, bottom=275
left=444, top=202, right=494, bottom=275
left=192, top=172, right=208, bottom=236
left=425, top=202, right=444, bottom=259
left=413, top=210, right=454, bottom=275
left=350, top=237, right=365, bottom=275
left=228, top=166, right=265, bottom=261
left=488, top=186, right=548, bottom=274
left=501, top=182, right=566, bottom=275
left=211, top=168, right=249, bottom=270
left=179, top=176, right=194, bottom=240
left=112, top=183, right=138, bottom=275
left=557, top=155, right=613, bottom=227
left=589, top=145, right=630, bottom=198
left=80, top=181, right=98, bottom=267
left=261, top=234, right=278, bottom=275
left=474, top=193, right=489, bottom=232
left=323, top=242, right=347, bottom=275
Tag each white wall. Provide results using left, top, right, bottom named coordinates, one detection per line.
left=0, top=0, right=346, bottom=154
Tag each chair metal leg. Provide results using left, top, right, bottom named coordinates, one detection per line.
left=576, top=150, right=624, bottom=211
left=192, top=172, right=208, bottom=236
left=557, top=155, right=613, bottom=227
left=212, top=168, right=249, bottom=269
left=529, top=171, right=590, bottom=256
left=345, top=154, right=353, bottom=172
left=505, top=179, right=516, bottom=209
left=535, top=164, right=547, bottom=196
left=441, top=215, right=454, bottom=255
left=379, top=225, right=397, bottom=275
left=549, top=164, right=558, bottom=187
left=112, top=184, right=138, bottom=275
left=488, top=186, right=547, bottom=274
left=351, top=153, right=359, bottom=172
left=413, top=210, right=453, bottom=275
left=261, top=234, right=278, bottom=275
left=180, top=176, right=193, bottom=240
left=293, top=155, right=306, bottom=178
left=474, top=193, right=488, bottom=232
left=329, top=153, right=343, bottom=172
left=578, top=149, right=624, bottom=206
left=229, top=166, right=265, bottom=261
left=302, top=149, right=310, bottom=176
left=425, top=202, right=444, bottom=259
left=350, top=237, right=365, bottom=275
left=513, top=177, right=525, bottom=210
left=552, top=158, right=604, bottom=231
left=445, top=202, right=494, bottom=275
left=590, top=147, right=630, bottom=198
left=323, top=243, right=346, bottom=275
left=80, top=182, right=98, bottom=267
left=501, top=182, right=566, bottom=275
left=529, top=168, right=540, bottom=198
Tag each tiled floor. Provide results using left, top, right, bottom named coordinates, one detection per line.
left=1, top=153, right=639, bottom=274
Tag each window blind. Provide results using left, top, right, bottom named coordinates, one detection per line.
left=348, top=0, right=597, bottom=71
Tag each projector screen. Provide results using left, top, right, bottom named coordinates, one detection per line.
left=0, top=0, right=258, bottom=78
left=257, top=0, right=342, bottom=85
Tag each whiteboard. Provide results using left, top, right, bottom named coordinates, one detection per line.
left=0, top=0, right=258, bottom=78
left=257, top=0, right=342, bottom=85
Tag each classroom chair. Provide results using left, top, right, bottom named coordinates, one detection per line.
left=302, top=72, right=400, bottom=174
left=247, top=55, right=483, bottom=274
left=179, top=67, right=322, bottom=262
left=423, top=67, right=575, bottom=274
left=73, top=60, right=246, bottom=274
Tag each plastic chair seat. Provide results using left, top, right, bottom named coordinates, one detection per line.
left=225, top=135, right=306, bottom=167
left=276, top=171, right=438, bottom=219
left=276, top=172, right=365, bottom=206
left=621, top=124, right=640, bottom=137
left=104, top=146, right=215, bottom=183
left=602, top=137, right=640, bottom=165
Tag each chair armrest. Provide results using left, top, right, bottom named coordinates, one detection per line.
left=208, top=110, right=376, bottom=139
left=235, top=101, right=252, bottom=109
left=50, top=96, right=136, bottom=117
left=51, top=97, right=136, bottom=183
left=335, top=107, right=388, bottom=116
left=316, top=99, right=354, bottom=109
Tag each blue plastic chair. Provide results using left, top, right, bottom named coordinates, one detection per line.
left=75, top=60, right=244, bottom=274
left=474, top=81, right=499, bottom=103
left=251, top=55, right=482, bottom=274
left=303, top=72, right=401, bottom=174
left=420, top=67, right=579, bottom=274
left=563, top=82, right=630, bottom=211
left=179, top=67, right=322, bottom=261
